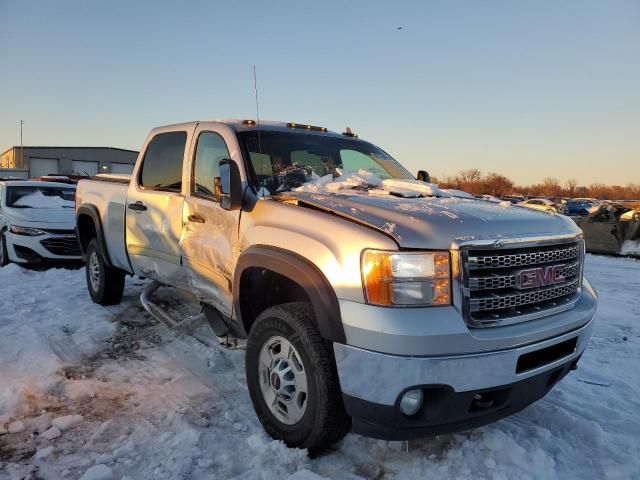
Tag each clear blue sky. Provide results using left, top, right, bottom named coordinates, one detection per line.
left=1, top=0, right=638, bottom=186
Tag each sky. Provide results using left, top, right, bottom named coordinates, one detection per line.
left=1, top=0, right=638, bottom=186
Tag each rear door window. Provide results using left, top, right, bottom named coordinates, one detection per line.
left=139, top=132, right=187, bottom=192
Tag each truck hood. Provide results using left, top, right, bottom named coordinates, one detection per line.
left=5, top=207, right=76, bottom=225
left=281, top=192, right=581, bottom=249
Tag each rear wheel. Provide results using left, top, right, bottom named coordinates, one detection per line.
left=0, top=232, right=9, bottom=267
left=85, top=238, right=125, bottom=305
left=245, top=302, right=351, bottom=455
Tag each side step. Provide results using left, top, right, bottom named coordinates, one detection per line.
left=140, top=281, right=181, bottom=329
left=139, top=281, right=243, bottom=349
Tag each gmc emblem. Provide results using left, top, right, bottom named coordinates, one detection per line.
left=514, top=264, right=565, bottom=290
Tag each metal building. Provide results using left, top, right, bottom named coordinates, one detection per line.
left=0, top=146, right=138, bottom=178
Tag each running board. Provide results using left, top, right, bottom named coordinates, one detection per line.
left=140, top=281, right=181, bottom=329
left=139, top=281, right=244, bottom=349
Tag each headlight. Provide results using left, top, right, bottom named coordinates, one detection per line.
left=10, top=225, right=46, bottom=236
left=361, top=250, right=451, bottom=306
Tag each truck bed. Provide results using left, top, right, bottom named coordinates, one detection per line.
left=75, top=177, right=132, bottom=273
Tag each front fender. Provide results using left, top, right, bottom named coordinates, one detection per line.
left=233, top=245, right=345, bottom=343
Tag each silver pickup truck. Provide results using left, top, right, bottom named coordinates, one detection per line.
left=75, top=120, right=597, bottom=453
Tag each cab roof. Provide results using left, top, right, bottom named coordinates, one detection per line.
left=150, top=119, right=360, bottom=140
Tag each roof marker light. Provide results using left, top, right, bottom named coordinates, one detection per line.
left=286, top=123, right=327, bottom=132
left=342, top=127, right=358, bottom=138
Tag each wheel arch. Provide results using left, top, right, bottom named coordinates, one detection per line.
left=233, top=245, right=345, bottom=343
left=76, top=204, right=113, bottom=267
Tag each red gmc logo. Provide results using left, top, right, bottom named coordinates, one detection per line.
left=515, top=264, right=565, bottom=290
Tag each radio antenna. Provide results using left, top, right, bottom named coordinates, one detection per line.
left=253, top=65, right=263, bottom=155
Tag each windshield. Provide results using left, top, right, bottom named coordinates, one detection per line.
left=238, top=131, right=414, bottom=193
left=6, top=186, right=76, bottom=208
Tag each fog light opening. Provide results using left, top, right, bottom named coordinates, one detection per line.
left=399, top=389, right=424, bottom=416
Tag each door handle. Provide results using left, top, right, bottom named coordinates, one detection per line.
left=187, top=214, right=206, bottom=224
left=128, top=201, right=147, bottom=212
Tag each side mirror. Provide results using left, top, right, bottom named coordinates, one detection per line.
left=218, top=159, right=243, bottom=211
left=417, top=170, right=431, bottom=183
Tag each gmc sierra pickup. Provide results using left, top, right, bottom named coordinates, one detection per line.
left=75, top=120, right=597, bottom=453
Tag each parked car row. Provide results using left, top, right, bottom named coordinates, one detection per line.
left=498, top=195, right=601, bottom=217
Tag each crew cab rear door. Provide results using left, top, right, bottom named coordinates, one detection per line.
left=179, top=124, right=241, bottom=317
left=125, top=127, right=194, bottom=284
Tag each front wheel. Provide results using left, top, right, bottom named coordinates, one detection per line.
left=245, top=302, right=351, bottom=454
left=85, top=238, right=125, bottom=305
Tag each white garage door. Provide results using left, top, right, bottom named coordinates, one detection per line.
left=30, top=158, right=59, bottom=177
left=111, top=163, right=134, bottom=174
left=72, top=160, right=99, bottom=176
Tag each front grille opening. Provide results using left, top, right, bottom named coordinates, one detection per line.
left=40, top=238, right=82, bottom=256
left=516, top=337, right=578, bottom=373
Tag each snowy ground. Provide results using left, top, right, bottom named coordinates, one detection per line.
left=0, top=255, right=639, bottom=480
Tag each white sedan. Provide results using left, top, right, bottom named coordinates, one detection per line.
left=518, top=198, right=568, bottom=214
left=0, top=180, right=81, bottom=267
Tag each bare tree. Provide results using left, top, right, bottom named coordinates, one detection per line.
left=540, top=177, right=562, bottom=197
left=483, top=173, right=514, bottom=196
left=565, top=178, right=578, bottom=197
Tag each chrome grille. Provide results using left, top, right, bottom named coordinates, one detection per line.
left=469, top=245, right=579, bottom=270
left=461, top=240, right=583, bottom=327
left=470, top=279, right=579, bottom=312
left=470, top=262, right=579, bottom=291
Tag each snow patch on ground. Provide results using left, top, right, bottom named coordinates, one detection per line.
left=620, top=239, right=640, bottom=256
left=0, top=256, right=639, bottom=478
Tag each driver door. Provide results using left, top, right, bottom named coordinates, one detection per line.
left=180, top=126, right=240, bottom=317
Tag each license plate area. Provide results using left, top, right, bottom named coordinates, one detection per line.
left=516, top=337, right=578, bottom=373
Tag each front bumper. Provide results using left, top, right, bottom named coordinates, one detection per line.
left=334, top=315, right=594, bottom=440
left=6, top=231, right=82, bottom=264
left=343, top=356, right=579, bottom=440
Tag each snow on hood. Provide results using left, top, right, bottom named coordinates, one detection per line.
left=441, top=188, right=475, bottom=199
left=12, top=190, right=75, bottom=209
left=281, top=191, right=580, bottom=249
left=292, top=169, right=441, bottom=198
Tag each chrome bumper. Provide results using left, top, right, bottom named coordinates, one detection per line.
left=334, top=316, right=594, bottom=406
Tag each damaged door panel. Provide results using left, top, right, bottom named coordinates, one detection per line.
left=574, top=203, right=640, bottom=257
left=179, top=128, right=240, bottom=317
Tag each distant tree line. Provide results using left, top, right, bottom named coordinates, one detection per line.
left=432, top=169, right=640, bottom=200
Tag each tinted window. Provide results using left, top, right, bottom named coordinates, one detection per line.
left=193, top=132, right=230, bottom=198
left=139, top=132, right=187, bottom=191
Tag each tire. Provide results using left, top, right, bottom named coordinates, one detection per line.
left=245, top=302, right=351, bottom=455
left=85, top=238, right=125, bottom=305
left=0, top=231, right=9, bottom=267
